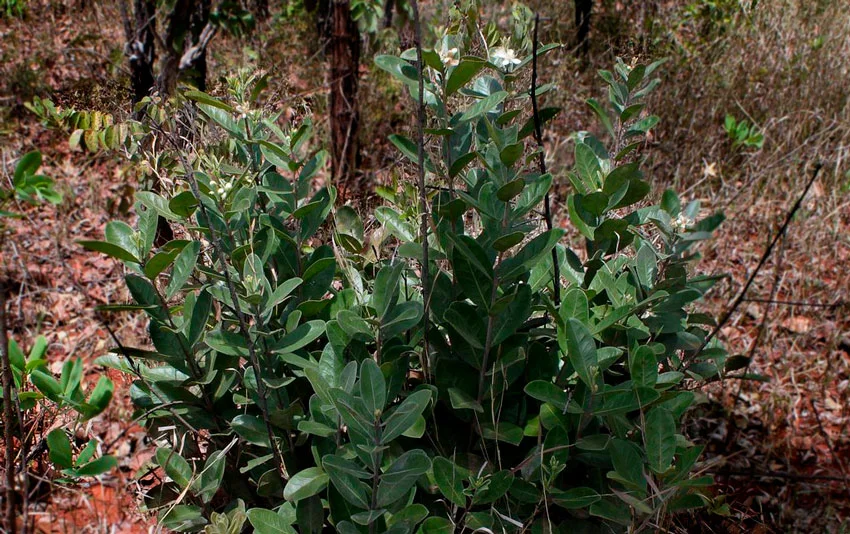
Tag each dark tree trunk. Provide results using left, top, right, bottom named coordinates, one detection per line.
left=186, top=0, right=210, bottom=90
left=251, top=0, right=269, bottom=21
left=383, top=0, right=395, bottom=28
left=575, top=0, right=592, bottom=55
left=157, top=0, right=211, bottom=96
left=121, top=0, right=157, bottom=107
left=329, top=0, right=361, bottom=200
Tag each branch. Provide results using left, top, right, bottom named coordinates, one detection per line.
left=410, top=0, right=431, bottom=379
left=179, top=22, right=218, bottom=72
left=149, top=118, right=288, bottom=483
left=694, top=163, right=823, bottom=357
left=531, top=14, right=560, bottom=307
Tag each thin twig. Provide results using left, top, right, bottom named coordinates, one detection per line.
left=531, top=14, right=560, bottom=307
left=411, top=0, right=431, bottom=380
left=149, top=118, right=288, bottom=482
left=1, top=282, right=18, bottom=533
left=729, top=235, right=785, bottom=413
left=694, top=162, right=822, bottom=357
left=742, top=297, right=844, bottom=309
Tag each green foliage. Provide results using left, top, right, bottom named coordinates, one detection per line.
left=724, top=113, right=765, bottom=150
left=0, top=150, right=62, bottom=219
left=0, top=0, right=24, bottom=18
left=3, top=335, right=115, bottom=477
left=90, top=14, right=727, bottom=532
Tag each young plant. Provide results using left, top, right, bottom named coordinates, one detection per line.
left=724, top=113, right=765, bottom=150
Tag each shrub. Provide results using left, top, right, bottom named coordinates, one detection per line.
left=86, top=15, right=727, bottom=533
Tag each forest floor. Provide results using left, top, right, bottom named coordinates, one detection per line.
left=1, top=1, right=849, bottom=532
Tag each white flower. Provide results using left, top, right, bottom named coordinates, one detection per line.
left=224, top=182, right=233, bottom=191
left=216, top=187, right=225, bottom=196
left=490, top=46, right=522, bottom=71
left=437, top=41, right=459, bottom=68
left=672, top=214, right=694, bottom=231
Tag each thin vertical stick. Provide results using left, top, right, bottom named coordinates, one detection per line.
left=694, top=163, right=822, bottom=358
left=531, top=14, right=561, bottom=306
left=1, top=282, right=17, bottom=533
left=411, top=0, right=430, bottom=378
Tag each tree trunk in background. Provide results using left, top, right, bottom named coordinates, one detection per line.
left=121, top=0, right=156, bottom=107
left=575, top=0, right=592, bottom=55
left=186, top=0, right=211, bottom=90
left=384, top=0, right=395, bottom=28
left=329, top=0, right=361, bottom=200
left=251, top=0, right=269, bottom=21
left=158, top=0, right=211, bottom=96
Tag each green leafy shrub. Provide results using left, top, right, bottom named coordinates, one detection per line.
left=2, top=154, right=115, bottom=481
left=724, top=113, right=765, bottom=151
left=86, top=15, right=727, bottom=533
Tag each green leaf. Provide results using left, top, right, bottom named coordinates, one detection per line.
left=330, top=388, right=374, bottom=443
left=496, top=229, right=564, bottom=282
left=169, top=190, right=198, bottom=218
left=645, top=407, right=676, bottom=473
left=376, top=449, right=431, bottom=507
left=82, top=376, right=113, bottom=418
left=231, top=415, right=271, bottom=447
left=586, top=98, right=615, bottom=139
left=185, top=90, right=234, bottom=112
left=156, top=448, right=193, bottom=488
left=322, top=455, right=370, bottom=509
left=389, top=134, right=435, bottom=173
left=136, top=191, right=179, bottom=221
left=449, top=152, right=478, bottom=178
left=499, top=144, right=524, bottom=167
left=629, top=345, right=658, bottom=388
left=460, top=91, right=508, bottom=122
left=552, top=487, right=601, bottom=509
left=446, top=59, right=487, bottom=96
left=381, top=301, right=422, bottom=340
left=272, top=320, right=326, bottom=353
left=524, top=381, right=567, bottom=411
left=193, top=449, right=227, bottom=503
left=47, top=429, right=74, bottom=469
left=472, top=470, right=514, bottom=504
left=78, top=240, right=140, bottom=263
left=360, top=358, right=387, bottom=416
left=449, top=234, right=493, bottom=310
left=496, top=178, right=525, bottom=201
left=15, top=151, right=42, bottom=181
left=73, top=455, right=117, bottom=476
left=382, top=389, right=431, bottom=443
left=143, top=249, right=180, bottom=279
left=448, top=387, right=483, bottom=412
left=609, top=439, right=645, bottom=490
left=160, top=505, right=207, bottom=532
left=166, top=240, right=200, bottom=298
left=479, top=422, right=524, bottom=445
left=247, top=508, right=297, bottom=534
left=284, top=467, right=329, bottom=502
left=30, top=369, right=62, bottom=402
left=418, top=517, right=454, bottom=534
left=492, top=231, right=524, bottom=252
left=372, top=263, right=403, bottom=321
left=491, top=284, right=532, bottom=345
left=562, top=318, right=598, bottom=390
left=105, top=221, right=139, bottom=259
left=432, top=457, right=467, bottom=507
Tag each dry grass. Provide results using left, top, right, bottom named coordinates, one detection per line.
left=530, top=1, right=850, bottom=531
